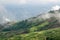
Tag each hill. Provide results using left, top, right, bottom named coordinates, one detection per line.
left=0, top=7, right=60, bottom=40
left=8, top=27, right=60, bottom=40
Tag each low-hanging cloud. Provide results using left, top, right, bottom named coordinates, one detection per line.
left=0, top=5, right=16, bottom=23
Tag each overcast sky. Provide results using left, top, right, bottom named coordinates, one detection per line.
left=0, top=0, right=60, bottom=21
left=0, top=0, right=60, bottom=5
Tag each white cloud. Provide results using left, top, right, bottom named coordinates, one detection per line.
left=3, top=16, right=11, bottom=22
left=51, top=5, right=60, bottom=10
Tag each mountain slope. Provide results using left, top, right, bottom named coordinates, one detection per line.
left=8, top=27, right=60, bottom=40
left=1, top=8, right=60, bottom=32
left=0, top=6, right=60, bottom=40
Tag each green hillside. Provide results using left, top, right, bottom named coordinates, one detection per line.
left=2, top=17, right=59, bottom=33
left=0, top=17, right=60, bottom=40
left=0, top=11, right=60, bottom=40
left=8, top=27, right=60, bottom=40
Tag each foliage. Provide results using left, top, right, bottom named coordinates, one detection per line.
left=8, top=28, right=60, bottom=40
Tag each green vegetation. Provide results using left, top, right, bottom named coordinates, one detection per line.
left=8, top=27, right=60, bottom=40
left=0, top=15, right=60, bottom=40
left=29, top=21, right=49, bottom=32
left=49, top=10, right=55, bottom=13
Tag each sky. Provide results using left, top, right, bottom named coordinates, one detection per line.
left=0, top=0, right=60, bottom=22
left=0, top=0, right=60, bottom=5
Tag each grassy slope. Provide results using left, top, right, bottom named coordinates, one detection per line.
left=0, top=17, right=60, bottom=40
left=8, top=27, right=60, bottom=40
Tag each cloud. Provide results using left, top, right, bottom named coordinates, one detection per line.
left=0, top=0, right=60, bottom=5
left=0, top=5, right=16, bottom=23
left=51, top=5, right=60, bottom=10
left=3, top=16, right=11, bottom=22
left=0, top=0, right=28, bottom=5
left=28, top=0, right=60, bottom=4
left=0, top=0, right=60, bottom=23
left=19, top=0, right=27, bottom=4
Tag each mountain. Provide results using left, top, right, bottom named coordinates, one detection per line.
left=0, top=6, right=60, bottom=30
left=0, top=6, right=60, bottom=40
left=1, top=6, right=60, bottom=32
